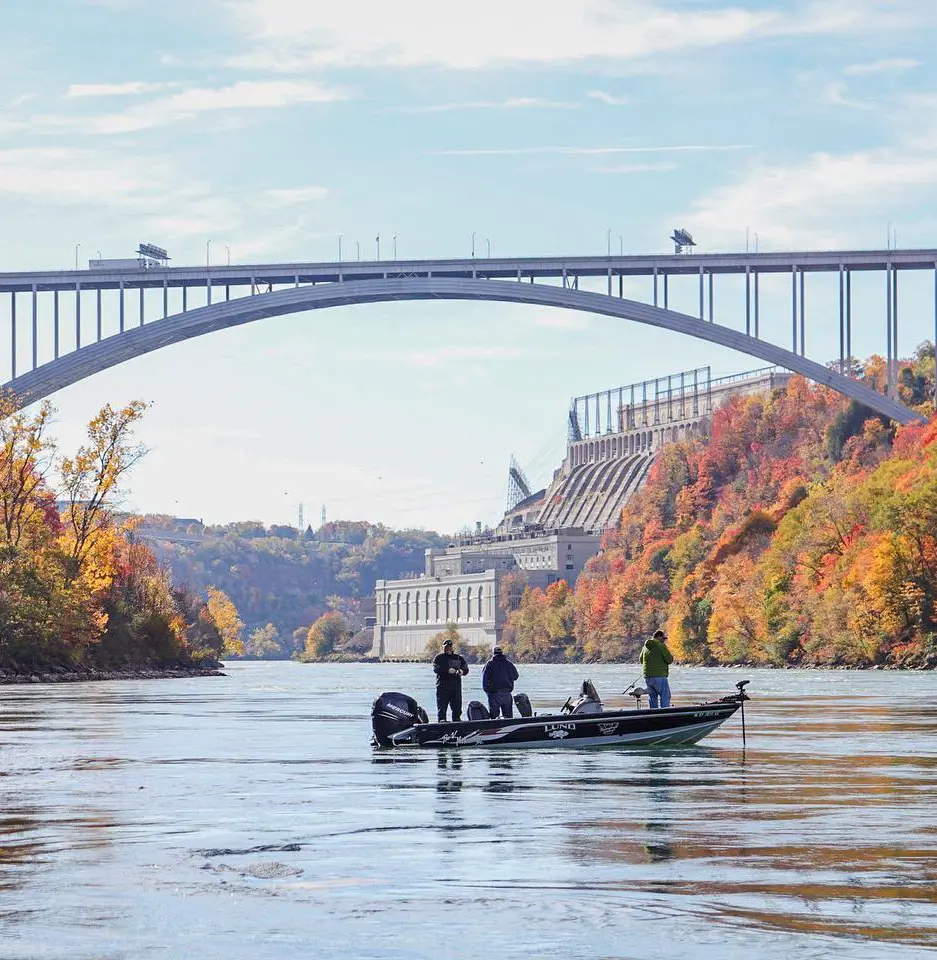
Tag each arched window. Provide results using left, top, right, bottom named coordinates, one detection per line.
left=425, top=591, right=431, bottom=621
left=405, top=592, right=411, bottom=623
left=455, top=588, right=462, bottom=621
left=395, top=592, right=401, bottom=623
left=413, top=591, right=420, bottom=623
left=477, top=585, right=484, bottom=620
left=434, top=590, right=441, bottom=621
left=384, top=593, right=391, bottom=625
left=466, top=587, right=473, bottom=621
left=445, top=589, right=451, bottom=621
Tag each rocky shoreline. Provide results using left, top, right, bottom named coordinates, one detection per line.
left=0, top=665, right=226, bottom=685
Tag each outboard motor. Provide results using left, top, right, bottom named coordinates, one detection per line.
left=561, top=679, right=603, bottom=716
left=513, top=693, right=533, bottom=717
left=371, top=692, right=428, bottom=747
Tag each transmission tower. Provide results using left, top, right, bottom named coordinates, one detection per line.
left=505, top=455, right=533, bottom=513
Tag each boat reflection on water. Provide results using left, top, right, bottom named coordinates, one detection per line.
left=481, top=754, right=521, bottom=795
left=436, top=751, right=463, bottom=794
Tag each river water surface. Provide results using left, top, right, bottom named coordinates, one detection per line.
left=1, top=662, right=936, bottom=959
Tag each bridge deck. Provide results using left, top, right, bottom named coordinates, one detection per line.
left=2, top=248, right=937, bottom=292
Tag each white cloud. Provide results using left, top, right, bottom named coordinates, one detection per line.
left=0, top=147, right=162, bottom=205
left=398, top=97, right=574, bottom=113
left=587, top=90, right=631, bottom=106
left=95, top=79, right=347, bottom=133
left=221, top=0, right=895, bottom=71
left=843, top=57, right=921, bottom=75
left=679, top=148, right=937, bottom=249
left=0, top=147, right=327, bottom=259
left=435, top=143, right=750, bottom=157
left=819, top=80, right=871, bottom=110
left=66, top=81, right=172, bottom=98
left=24, top=80, right=348, bottom=136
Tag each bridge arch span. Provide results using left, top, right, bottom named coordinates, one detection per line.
left=3, top=277, right=921, bottom=423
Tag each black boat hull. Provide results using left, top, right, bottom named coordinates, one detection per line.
left=385, top=697, right=743, bottom=749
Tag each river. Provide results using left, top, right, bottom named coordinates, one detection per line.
left=1, top=662, right=935, bottom=959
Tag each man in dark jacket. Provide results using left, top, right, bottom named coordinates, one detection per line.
left=432, top=638, right=469, bottom=722
left=482, top=646, right=519, bottom=719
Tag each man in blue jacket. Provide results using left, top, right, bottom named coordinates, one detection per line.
left=482, top=646, right=519, bottom=719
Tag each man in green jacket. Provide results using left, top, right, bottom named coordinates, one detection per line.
left=640, top=629, right=674, bottom=709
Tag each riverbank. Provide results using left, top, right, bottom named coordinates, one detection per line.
left=0, top=664, right=225, bottom=684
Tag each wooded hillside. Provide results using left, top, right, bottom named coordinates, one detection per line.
left=504, top=347, right=937, bottom=669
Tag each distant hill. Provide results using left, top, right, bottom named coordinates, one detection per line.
left=143, top=519, right=447, bottom=657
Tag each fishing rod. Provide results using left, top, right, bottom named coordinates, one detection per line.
left=621, top=675, right=643, bottom=695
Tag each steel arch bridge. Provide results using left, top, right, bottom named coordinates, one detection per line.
left=1, top=276, right=922, bottom=423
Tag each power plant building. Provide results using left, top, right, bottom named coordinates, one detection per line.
left=372, top=365, right=789, bottom=659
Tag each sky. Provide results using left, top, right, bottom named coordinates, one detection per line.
left=2, top=0, right=937, bottom=534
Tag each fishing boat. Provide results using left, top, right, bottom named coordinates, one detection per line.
left=371, top=679, right=750, bottom=749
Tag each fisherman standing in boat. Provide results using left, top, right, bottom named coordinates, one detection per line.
left=640, top=629, right=674, bottom=709
left=433, top=638, right=469, bottom=722
left=482, top=646, right=519, bottom=719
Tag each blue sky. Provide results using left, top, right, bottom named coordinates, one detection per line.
left=2, top=0, right=937, bottom=533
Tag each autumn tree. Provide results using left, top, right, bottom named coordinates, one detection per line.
left=246, top=623, right=282, bottom=659
left=207, top=587, right=245, bottom=657
left=304, top=611, right=347, bottom=660
left=59, top=400, right=149, bottom=583
left=0, top=394, right=57, bottom=553
left=428, top=622, right=462, bottom=658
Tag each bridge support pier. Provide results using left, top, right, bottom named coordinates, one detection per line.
left=799, top=270, right=805, bottom=357
left=886, top=264, right=892, bottom=399
left=846, top=271, right=852, bottom=369
left=754, top=271, right=759, bottom=338
left=745, top=267, right=751, bottom=336
left=10, top=291, right=16, bottom=380
left=32, top=286, right=37, bottom=370
left=791, top=267, right=798, bottom=354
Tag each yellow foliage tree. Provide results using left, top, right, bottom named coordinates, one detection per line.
left=207, top=587, right=245, bottom=657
